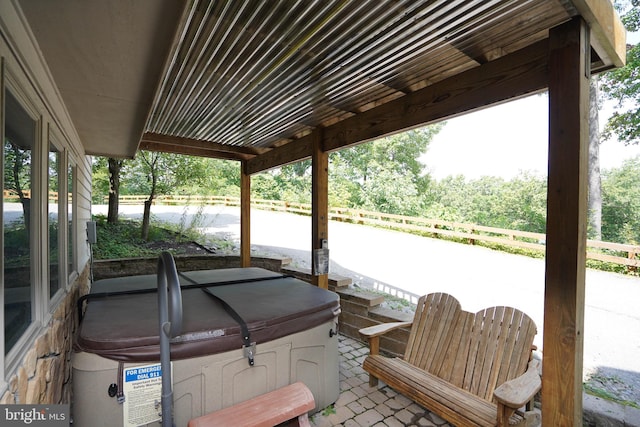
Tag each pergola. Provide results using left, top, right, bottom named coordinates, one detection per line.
left=19, top=1, right=626, bottom=424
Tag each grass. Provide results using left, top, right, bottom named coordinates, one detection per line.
left=584, top=383, right=640, bottom=409
left=583, top=373, right=640, bottom=409
left=91, top=214, right=228, bottom=260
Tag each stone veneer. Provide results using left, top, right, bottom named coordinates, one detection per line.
left=0, top=266, right=90, bottom=405
left=279, top=265, right=414, bottom=357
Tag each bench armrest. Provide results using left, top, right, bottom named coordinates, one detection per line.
left=493, top=359, right=541, bottom=409
left=359, top=321, right=413, bottom=339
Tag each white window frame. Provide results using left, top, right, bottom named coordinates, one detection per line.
left=67, top=157, right=78, bottom=286
left=2, top=63, right=45, bottom=378
left=47, top=125, right=66, bottom=309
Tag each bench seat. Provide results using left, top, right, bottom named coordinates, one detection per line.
left=364, top=355, right=523, bottom=427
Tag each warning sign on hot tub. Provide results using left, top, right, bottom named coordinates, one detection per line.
left=122, top=363, right=170, bottom=427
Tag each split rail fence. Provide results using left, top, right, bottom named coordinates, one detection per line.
left=109, top=194, right=639, bottom=271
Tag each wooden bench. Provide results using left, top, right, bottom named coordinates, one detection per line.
left=187, top=382, right=315, bottom=427
left=360, top=293, right=541, bottom=427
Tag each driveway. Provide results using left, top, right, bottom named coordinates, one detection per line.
left=93, top=204, right=640, bottom=405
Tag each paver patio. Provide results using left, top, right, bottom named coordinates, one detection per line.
left=310, top=335, right=452, bottom=427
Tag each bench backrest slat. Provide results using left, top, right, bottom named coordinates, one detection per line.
left=405, top=293, right=461, bottom=372
left=403, top=293, right=537, bottom=401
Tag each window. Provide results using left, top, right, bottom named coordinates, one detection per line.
left=48, top=142, right=62, bottom=298
left=3, top=89, right=36, bottom=354
left=67, top=162, right=76, bottom=281
left=1, top=55, right=77, bottom=379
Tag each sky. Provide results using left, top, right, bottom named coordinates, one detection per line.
left=422, top=29, right=640, bottom=181
left=421, top=92, right=640, bottom=181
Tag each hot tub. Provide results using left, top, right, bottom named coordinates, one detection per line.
left=72, top=268, right=340, bottom=427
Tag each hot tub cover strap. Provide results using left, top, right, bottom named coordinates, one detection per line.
left=179, top=272, right=257, bottom=366
left=202, top=287, right=255, bottom=366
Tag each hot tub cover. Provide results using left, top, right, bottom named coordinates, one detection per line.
left=75, top=268, right=340, bottom=362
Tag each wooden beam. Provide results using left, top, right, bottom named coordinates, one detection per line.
left=245, top=134, right=314, bottom=175
left=323, top=39, right=549, bottom=153
left=240, top=162, right=251, bottom=267
left=140, top=132, right=267, bottom=161
left=311, top=129, right=329, bottom=290
left=138, top=141, right=249, bottom=161
left=571, top=0, right=626, bottom=70
left=543, top=18, right=590, bottom=427
left=245, top=40, right=548, bottom=174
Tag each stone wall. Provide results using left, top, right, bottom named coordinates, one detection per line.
left=281, top=267, right=413, bottom=358
left=332, top=287, right=412, bottom=358
left=1, top=266, right=90, bottom=405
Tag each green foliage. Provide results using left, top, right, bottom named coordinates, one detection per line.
left=360, top=168, right=422, bottom=215
left=91, top=215, right=158, bottom=259
left=601, top=2, right=640, bottom=145
left=4, top=140, right=31, bottom=196
left=91, top=213, right=212, bottom=259
left=584, top=370, right=640, bottom=409
left=251, top=162, right=312, bottom=203
left=91, top=157, right=110, bottom=203
left=3, top=221, right=30, bottom=267
left=320, top=405, right=336, bottom=417
left=330, top=127, right=442, bottom=213
left=204, top=159, right=241, bottom=196
left=277, top=162, right=312, bottom=203
left=92, top=155, right=241, bottom=201
left=601, top=156, right=640, bottom=243
left=499, top=173, right=547, bottom=233
left=427, top=172, right=547, bottom=233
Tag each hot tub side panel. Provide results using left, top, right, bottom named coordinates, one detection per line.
left=72, top=320, right=339, bottom=427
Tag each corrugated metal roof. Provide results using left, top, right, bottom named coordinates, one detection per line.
left=18, top=0, right=625, bottom=161
left=144, top=0, right=572, bottom=151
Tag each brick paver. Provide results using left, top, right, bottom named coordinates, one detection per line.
left=310, top=335, right=453, bottom=427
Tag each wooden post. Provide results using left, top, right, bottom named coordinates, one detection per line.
left=311, top=128, right=329, bottom=289
left=240, top=161, right=251, bottom=268
left=543, top=18, right=589, bottom=426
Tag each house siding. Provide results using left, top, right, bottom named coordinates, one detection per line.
left=0, top=1, right=92, bottom=404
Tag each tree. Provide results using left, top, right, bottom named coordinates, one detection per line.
left=107, top=158, right=124, bottom=224
left=591, top=1, right=640, bottom=239
left=128, top=151, right=209, bottom=240
left=360, top=168, right=422, bottom=215
left=499, top=172, right=547, bottom=233
left=4, top=140, right=31, bottom=232
left=204, top=159, right=241, bottom=196
left=138, top=152, right=159, bottom=240
left=588, top=78, right=603, bottom=239
left=601, top=156, right=640, bottom=243
left=600, top=2, right=640, bottom=145
left=91, top=157, right=109, bottom=203
left=329, top=126, right=442, bottom=213
left=427, top=172, right=547, bottom=233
